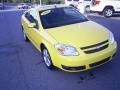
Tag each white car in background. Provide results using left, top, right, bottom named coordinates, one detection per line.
left=90, top=0, right=120, bottom=17
left=65, top=0, right=92, bottom=14
left=17, top=3, right=29, bottom=9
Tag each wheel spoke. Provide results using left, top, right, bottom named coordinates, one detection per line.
left=106, top=9, right=112, bottom=16
left=43, top=49, right=51, bottom=67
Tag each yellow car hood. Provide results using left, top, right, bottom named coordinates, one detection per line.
left=46, top=21, right=109, bottom=47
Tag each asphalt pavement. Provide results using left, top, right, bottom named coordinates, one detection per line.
left=0, top=10, right=120, bottom=90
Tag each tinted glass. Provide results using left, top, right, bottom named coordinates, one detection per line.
left=40, top=7, right=88, bottom=29
left=73, top=0, right=79, bottom=1
left=25, top=13, right=35, bottom=23
left=84, top=0, right=91, bottom=1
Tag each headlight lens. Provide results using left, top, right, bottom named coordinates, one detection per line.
left=109, top=32, right=115, bottom=44
left=55, top=44, right=79, bottom=56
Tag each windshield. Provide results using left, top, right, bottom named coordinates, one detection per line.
left=40, top=7, right=88, bottom=29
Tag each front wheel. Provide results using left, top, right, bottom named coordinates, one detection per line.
left=103, top=8, right=113, bottom=17
left=42, top=47, right=53, bottom=69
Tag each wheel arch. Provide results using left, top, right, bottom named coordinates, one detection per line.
left=40, top=43, right=46, bottom=52
left=40, top=43, right=54, bottom=69
left=40, top=42, right=51, bottom=52
left=40, top=42, right=54, bottom=56
left=40, top=42, right=56, bottom=66
left=103, top=6, right=115, bottom=12
left=40, top=42, right=58, bottom=66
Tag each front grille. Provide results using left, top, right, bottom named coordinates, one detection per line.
left=90, top=57, right=110, bottom=67
left=80, top=40, right=109, bottom=54
left=61, top=65, right=86, bottom=71
left=84, top=44, right=108, bottom=54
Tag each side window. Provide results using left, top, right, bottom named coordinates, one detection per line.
left=29, top=10, right=39, bottom=21
left=25, top=10, right=39, bottom=29
left=25, top=12, right=35, bottom=23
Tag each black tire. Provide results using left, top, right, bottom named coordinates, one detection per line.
left=22, top=26, right=29, bottom=42
left=42, top=47, right=53, bottom=69
left=85, top=6, right=90, bottom=13
left=103, top=7, right=113, bottom=17
left=23, top=32, right=29, bottom=41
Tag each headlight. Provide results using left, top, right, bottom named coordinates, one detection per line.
left=55, top=44, right=79, bottom=56
left=109, top=32, right=115, bottom=44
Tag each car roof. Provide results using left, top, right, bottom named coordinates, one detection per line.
left=34, top=4, right=69, bottom=11
left=24, top=4, right=70, bottom=14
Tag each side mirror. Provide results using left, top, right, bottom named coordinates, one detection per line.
left=28, top=23, right=36, bottom=28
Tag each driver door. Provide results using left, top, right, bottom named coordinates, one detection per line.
left=25, top=10, right=42, bottom=51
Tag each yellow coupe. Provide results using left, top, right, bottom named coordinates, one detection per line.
left=21, top=5, right=117, bottom=72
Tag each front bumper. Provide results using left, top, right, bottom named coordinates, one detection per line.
left=53, top=41, right=117, bottom=72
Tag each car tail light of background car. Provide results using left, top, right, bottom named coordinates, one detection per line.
left=92, top=0, right=100, bottom=6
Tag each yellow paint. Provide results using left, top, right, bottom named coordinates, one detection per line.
left=21, top=5, right=117, bottom=72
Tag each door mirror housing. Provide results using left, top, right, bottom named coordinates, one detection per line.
left=28, top=23, right=36, bottom=28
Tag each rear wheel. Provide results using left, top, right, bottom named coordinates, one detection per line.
left=42, top=47, right=53, bottom=69
left=85, top=6, right=90, bottom=13
left=103, top=7, right=113, bottom=17
left=22, top=26, right=29, bottom=41
left=23, top=32, right=29, bottom=41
